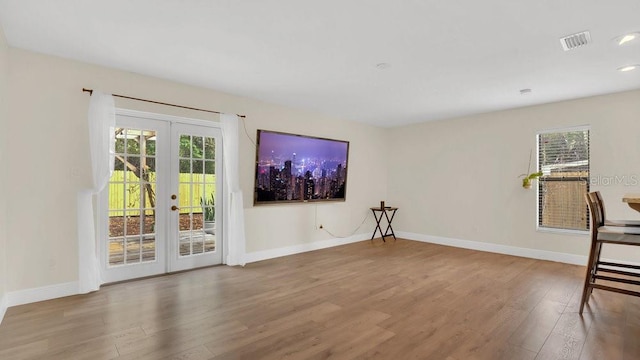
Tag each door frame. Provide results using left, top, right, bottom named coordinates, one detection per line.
left=98, top=108, right=227, bottom=283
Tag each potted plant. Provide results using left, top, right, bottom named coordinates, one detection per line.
left=201, top=193, right=215, bottom=235
left=519, top=149, right=543, bottom=189
left=521, top=171, right=543, bottom=189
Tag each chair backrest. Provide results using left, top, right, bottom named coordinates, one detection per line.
left=585, top=192, right=604, bottom=229
left=593, top=191, right=607, bottom=223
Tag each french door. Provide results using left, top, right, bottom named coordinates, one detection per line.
left=100, top=111, right=223, bottom=283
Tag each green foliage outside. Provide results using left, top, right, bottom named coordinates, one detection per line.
left=179, top=135, right=216, bottom=173
left=200, top=192, right=216, bottom=221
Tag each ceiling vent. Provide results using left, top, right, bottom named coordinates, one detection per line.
left=560, top=31, right=591, bottom=51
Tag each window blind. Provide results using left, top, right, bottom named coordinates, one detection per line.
left=537, top=128, right=590, bottom=231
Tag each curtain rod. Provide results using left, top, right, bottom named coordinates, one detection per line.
left=82, top=88, right=246, bottom=118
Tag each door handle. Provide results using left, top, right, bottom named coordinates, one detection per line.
left=171, top=205, right=180, bottom=211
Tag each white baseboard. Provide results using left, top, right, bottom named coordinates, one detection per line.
left=6, top=281, right=79, bottom=308
left=0, top=293, right=7, bottom=324
left=398, top=231, right=587, bottom=266
left=245, top=232, right=370, bottom=264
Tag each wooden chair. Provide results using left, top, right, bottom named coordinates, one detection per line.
left=580, top=192, right=640, bottom=314
left=593, top=191, right=640, bottom=227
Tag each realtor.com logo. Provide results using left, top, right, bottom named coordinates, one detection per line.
left=590, top=174, right=640, bottom=186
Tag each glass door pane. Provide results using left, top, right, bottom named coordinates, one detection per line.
left=101, top=115, right=168, bottom=283
left=177, top=135, right=217, bottom=256
left=108, top=128, right=158, bottom=266
left=170, top=123, right=222, bottom=271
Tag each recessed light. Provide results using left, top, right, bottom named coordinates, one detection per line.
left=618, top=65, right=639, bottom=72
left=616, top=32, right=640, bottom=46
left=520, top=88, right=532, bottom=95
left=375, top=63, right=391, bottom=70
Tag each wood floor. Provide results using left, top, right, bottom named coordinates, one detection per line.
left=1, top=239, right=640, bottom=360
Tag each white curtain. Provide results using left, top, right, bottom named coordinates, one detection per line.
left=78, top=91, right=115, bottom=293
left=220, top=113, right=246, bottom=266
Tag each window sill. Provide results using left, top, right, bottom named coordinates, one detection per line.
left=537, top=227, right=589, bottom=236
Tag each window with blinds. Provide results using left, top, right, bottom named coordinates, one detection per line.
left=537, top=127, right=590, bottom=232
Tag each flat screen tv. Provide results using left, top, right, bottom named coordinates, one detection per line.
left=254, top=130, right=349, bottom=204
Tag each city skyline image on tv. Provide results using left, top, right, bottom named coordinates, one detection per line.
left=254, top=130, right=349, bottom=204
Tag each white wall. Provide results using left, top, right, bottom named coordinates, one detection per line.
left=5, top=48, right=386, bottom=293
left=0, top=26, right=9, bottom=315
left=388, top=90, right=640, bottom=262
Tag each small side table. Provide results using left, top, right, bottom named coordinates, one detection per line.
left=370, top=207, right=398, bottom=242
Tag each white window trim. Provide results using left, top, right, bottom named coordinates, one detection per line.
left=536, top=124, right=590, bottom=135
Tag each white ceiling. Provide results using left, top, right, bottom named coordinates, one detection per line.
left=0, top=0, right=639, bottom=127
